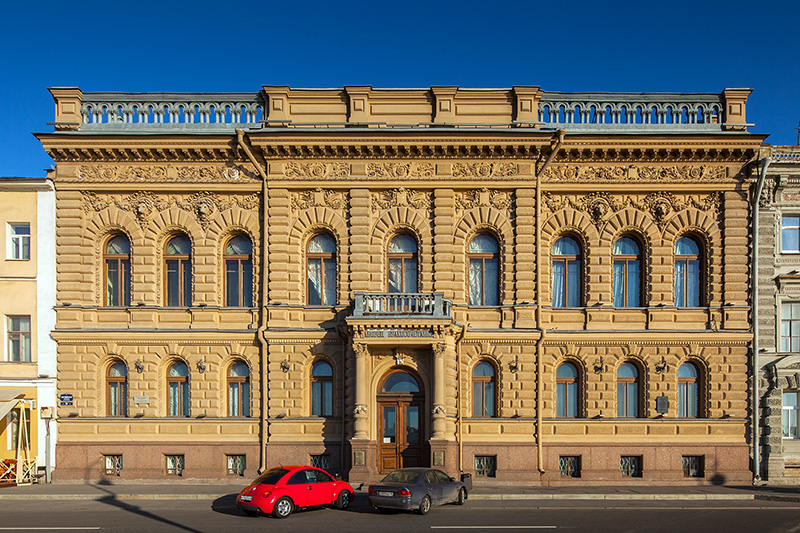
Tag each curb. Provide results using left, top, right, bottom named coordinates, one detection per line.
left=0, top=493, right=777, bottom=502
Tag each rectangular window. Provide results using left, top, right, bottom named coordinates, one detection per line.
left=620, top=456, right=642, bottom=477
left=9, top=223, right=30, bottom=260
left=104, top=455, right=122, bottom=476
left=475, top=455, right=497, bottom=478
left=781, top=302, right=800, bottom=353
left=783, top=391, right=800, bottom=438
left=226, top=454, right=246, bottom=476
left=682, top=455, right=704, bottom=478
left=782, top=216, right=800, bottom=253
left=310, top=454, right=330, bottom=471
left=8, top=316, right=31, bottom=362
left=559, top=456, right=581, bottom=477
left=165, top=455, right=185, bottom=476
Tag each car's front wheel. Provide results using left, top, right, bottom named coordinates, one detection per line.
left=418, top=495, right=432, bottom=515
left=456, top=488, right=467, bottom=505
left=336, top=490, right=352, bottom=510
left=272, top=497, right=293, bottom=519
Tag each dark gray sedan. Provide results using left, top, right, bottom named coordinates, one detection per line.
left=368, top=467, right=467, bottom=515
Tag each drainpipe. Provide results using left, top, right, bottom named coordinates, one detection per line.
left=752, top=153, right=771, bottom=483
left=236, top=130, right=269, bottom=473
left=455, top=322, right=467, bottom=474
left=536, top=130, right=565, bottom=475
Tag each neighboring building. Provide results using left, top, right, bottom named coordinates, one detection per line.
left=755, top=146, right=800, bottom=484
left=0, top=177, right=56, bottom=483
left=37, top=86, right=764, bottom=484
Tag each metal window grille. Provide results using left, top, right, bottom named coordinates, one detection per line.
left=310, top=454, right=330, bottom=471
left=620, top=456, right=642, bottom=477
left=104, top=455, right=122, bottom=476
left=166, top=455, right=185, bottom=476
left=227, top=455, right=246, bottom=476
left=682, top=456, right=704, bottom=478
left=559, top=456, right=580, bottom=477
left=475, top=455, right=497, bottom=477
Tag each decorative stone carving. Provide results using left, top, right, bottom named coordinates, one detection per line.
left=542, top=190, right=722, bottom=227
left=81, top=191, right=260, bottom=228
left=283, top=162, right=350, bottom=178
left=75, top=164, right=256, bottom=182
left=291, top=188, right=347, bottom=211
left=542, top=165, right=726, bottom=182
left=452, top=162, right=517, bottom=178
left=366, top=162, right=434, bottom=178
left=432, top=404, right=446, bottom=415
left=432, top=343, right=446, bottom=357
left=454, top=188, right=513, bottom=212
left=371, top=187, right=431, bottom=212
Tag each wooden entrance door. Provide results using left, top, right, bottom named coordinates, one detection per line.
left=379, top=399, right=424, bottom=472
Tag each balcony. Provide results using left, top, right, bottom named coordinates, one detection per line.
left=349, top=292, right=452, bottom=320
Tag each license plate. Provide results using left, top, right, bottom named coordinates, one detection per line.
left=240, top=495, right=253, bottom=502
left=378, top=491, right=394, bottom=497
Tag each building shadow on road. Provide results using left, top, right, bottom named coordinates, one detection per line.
left=93, top=484, right=203, bottom=533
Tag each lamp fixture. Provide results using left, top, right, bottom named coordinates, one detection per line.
left=134, top=359, right=144, bottom=373
left=280, top=359, right=290, bottom=373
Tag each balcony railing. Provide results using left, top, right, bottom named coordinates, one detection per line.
left=350, top=292, right=451, bottom=319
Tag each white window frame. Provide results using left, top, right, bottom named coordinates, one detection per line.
left=783, top=391, right=800, bottom=439
left=8, top=223, right=31, bottom=261
left=7, top=315, right=32, bottom=362
left=780, top=301, right=800, bottom=353
left=781, top=215, right=800, bottom=254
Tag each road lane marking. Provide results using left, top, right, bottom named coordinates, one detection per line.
left=431, top=527, right=557, bottom=530
left=0, top=529, right=102, bottom=531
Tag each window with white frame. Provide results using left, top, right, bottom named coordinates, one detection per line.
left=166, top=455, right=184, bottom=476
left=8, top=316, right=31, bottom=362
left=104, top=455, right=122, bottom=476
left=782, top=216, right=800, bottom=253
left=8, top=223, right=30, bottom=260
left=781, top=302, right=800, bottom=353
left=783, top=391, right=800, bottom=438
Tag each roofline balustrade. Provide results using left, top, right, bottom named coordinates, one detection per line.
left=48, top=86, right=753, bottom=134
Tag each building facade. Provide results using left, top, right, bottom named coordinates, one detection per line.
left=755, top=146, right=800, bottom=484
left=0, top=177, right=57, bottom=484
left=38, top=86, right=763, bottom=484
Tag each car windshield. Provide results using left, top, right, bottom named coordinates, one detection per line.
left=253, top=467, right=289, bottom=485
left=380, top=470, right=420, bottom=484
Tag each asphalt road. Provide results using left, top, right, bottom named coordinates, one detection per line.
left=1, top=494, right=799, bottom=532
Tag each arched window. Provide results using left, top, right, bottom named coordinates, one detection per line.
left=167, top=361, right=189, bottom=417
left=675, top=236, right=701, bottom=307
left=468, top=234, right=499, bottom=306
left=613, top=237, right=641, bottom=307
left=388, top=234, right=418, bottom=293
left=381, top=371, right=420, bottom=393
left=165, top=235, right=192, bottom=307
left=472, top=361, right=496, bottom=417
left=105, top=235, right=131, bottom=307
left=228, top=361, right=250, bottom=417
left=311, top=361, right=333, bottom=416
left=556, top=362, right=579, bottom=417
left=107, top=361, right=128, bottom=417
left=552, top=236, right=581, bottom=307
left=678, top=362, right=699, bottom=417
left=617, top=363, right=639, bottom=417
left=307, top=234, right=336, bottom=306
left=225, top=236, right=253, bottom=307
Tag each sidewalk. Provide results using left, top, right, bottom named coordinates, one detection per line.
left=0, top=482, right=798, bottom=502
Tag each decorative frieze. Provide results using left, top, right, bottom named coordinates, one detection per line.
left=454, top=187, right=513, bottom=213
left=371, top=187, right=431, bottom=212
left=542, top=190, right=722, bottom=227
left=541, top=165, right=726, bottom=182
left=366, top=162, right=434, bottom=178
left=81, top=190, right=260, bottom=228
left=290, top=188, right=347, bottom=211
left=75, top=164, right=257, bottom=182
left=283, top=162, right=350, bottom=179
left=452, top=162, right=517, bottom=178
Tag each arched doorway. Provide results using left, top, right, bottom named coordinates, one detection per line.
left=378, top=369, right=426, bottom=472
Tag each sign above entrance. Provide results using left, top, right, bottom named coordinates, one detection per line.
left=364, top=328, right=433, bottom=338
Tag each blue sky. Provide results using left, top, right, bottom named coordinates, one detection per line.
left=1, top=0, right=798, bottom=177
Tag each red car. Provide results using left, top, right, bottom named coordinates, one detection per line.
left=236, top=465, right=354, bottom=519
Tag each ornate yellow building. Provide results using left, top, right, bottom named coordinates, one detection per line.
left=38, top=86, right=764, bottom=484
